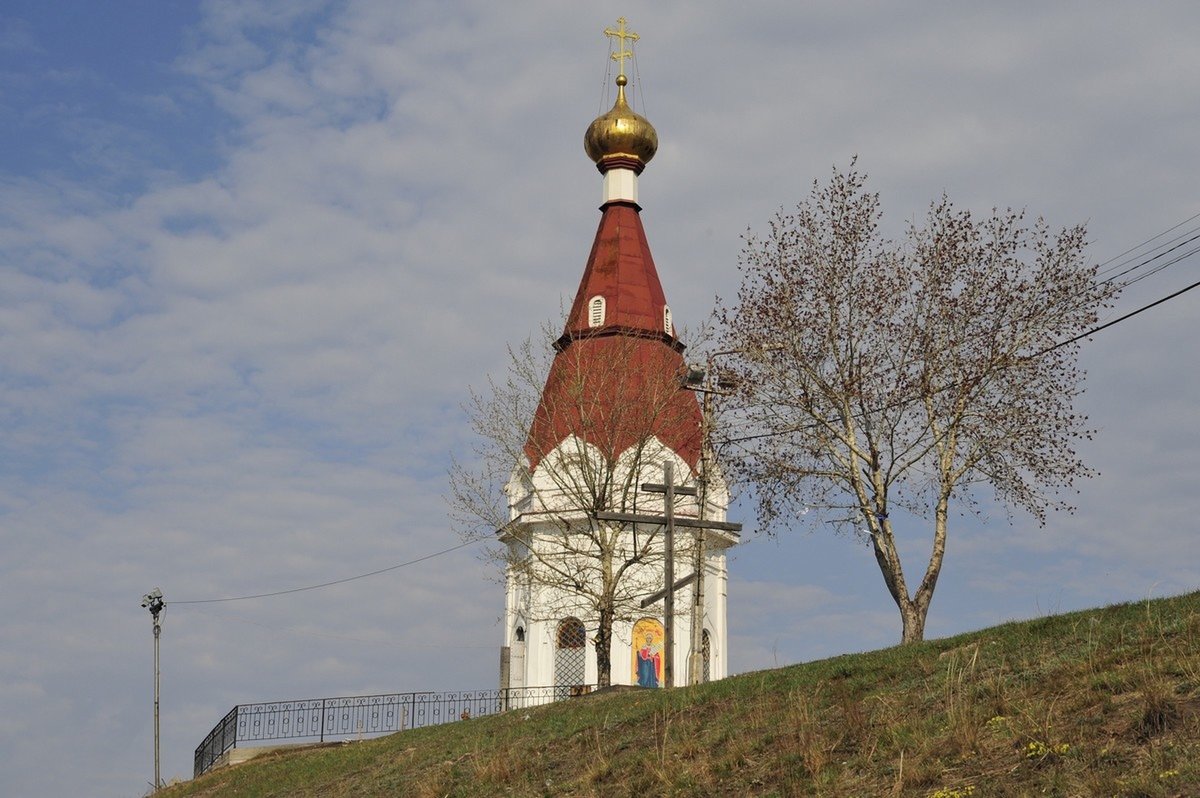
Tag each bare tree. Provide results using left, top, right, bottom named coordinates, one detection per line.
left=449, top=323, right=708, bottom=686
left=717, top=164, right=1117, bottom=643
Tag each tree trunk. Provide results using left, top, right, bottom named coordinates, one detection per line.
left=594, top=603, right=613, bottom=688
left=868, top=516, right=930, bottom=643
left=870, top=491, right=949, bottom=645
left=898, top=597, right=928, bottom=644
left=898, top=492, right=951, bottom=643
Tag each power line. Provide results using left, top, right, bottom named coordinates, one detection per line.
left=1099, top=230, right=1200, bottom=287
left=1032, top=275, right=1200, bottom=358
left=908, top=215, right=1200, bottom=362
left=168, top=539, right=481, bottom=605
left=1095, top=210, right=1200, bottom=275
left=714, top=272, right=1200, bottom=447
left=189, top=607, right=498, bottom=648
left=958, top=219, right=1199, bottom=361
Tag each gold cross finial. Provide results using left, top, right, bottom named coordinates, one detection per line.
left=604, top=17, right=639, bottom=80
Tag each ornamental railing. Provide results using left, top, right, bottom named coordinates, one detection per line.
left=194, top=684, right=593, bottom=778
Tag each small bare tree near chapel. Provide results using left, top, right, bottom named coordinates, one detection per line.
left=449, top=323, right=708, bottom=686
left=717, top=164, right=1118, bottom=643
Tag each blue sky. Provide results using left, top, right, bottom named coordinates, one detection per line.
left=2, top=2, right=1198, bottom=795
left=1, top=3, right=212, bottom=190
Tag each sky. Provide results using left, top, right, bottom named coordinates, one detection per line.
left=1, top=1, right=1197, bottom=795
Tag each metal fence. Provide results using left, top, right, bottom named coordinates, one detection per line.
left=194, top=685, right=592, bottom=778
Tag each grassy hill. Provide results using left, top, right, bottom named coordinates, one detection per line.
left=162, top=591, right=1200, bottom=797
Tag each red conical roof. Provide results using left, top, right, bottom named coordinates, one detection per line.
left=527, top=200, right=701, bottom=470
left=525, top=335, right=702, bottom=470
left=558, top=201, right=678, bottom=347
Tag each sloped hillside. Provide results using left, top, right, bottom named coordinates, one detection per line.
left=161, top=591, right=1200, bottom=797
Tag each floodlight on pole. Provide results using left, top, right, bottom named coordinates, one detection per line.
left=681, top=354, right=739, bottom=685
left=141, top=588, right=164, bottom=793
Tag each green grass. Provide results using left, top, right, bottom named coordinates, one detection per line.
left=162, top=591, right=1200, bottom=797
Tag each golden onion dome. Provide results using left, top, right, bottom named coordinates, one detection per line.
left=584, top=75, right=658, bottom=167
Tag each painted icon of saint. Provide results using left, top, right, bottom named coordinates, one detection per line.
left=636, top=632, right=662, bottom=688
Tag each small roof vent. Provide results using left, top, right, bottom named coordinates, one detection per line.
left=589, top=295, right=606, bottom=328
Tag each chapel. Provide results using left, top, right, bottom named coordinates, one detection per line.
left=498, top=19, right=738, bottom=693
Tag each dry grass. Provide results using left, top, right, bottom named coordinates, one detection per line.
left=161, top=591, right=1200, bottom=798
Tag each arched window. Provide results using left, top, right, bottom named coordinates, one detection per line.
left=663, top=305, right=672, bottom=334
left=555, top=617, right=586, bottom=697
left=701, top=629, right=712, bottom=683
left=589, top=296, right=606, bottom=327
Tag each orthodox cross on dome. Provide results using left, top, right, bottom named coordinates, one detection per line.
left=604, top=17, right=639, bottom=80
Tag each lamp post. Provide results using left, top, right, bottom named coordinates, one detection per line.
left=596, top=357, right=743, bottom=688
left=682, top=359, right=737, bottom=686
left=141, top=588, right=164, bottom=792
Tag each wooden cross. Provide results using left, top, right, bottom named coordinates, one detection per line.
left=595, top=461, right=741, bottom=688
left=603, top=17, right=639, bottom=79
